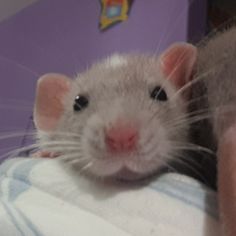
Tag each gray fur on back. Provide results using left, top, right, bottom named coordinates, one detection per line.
left=193, top=26, right=236, bottom=145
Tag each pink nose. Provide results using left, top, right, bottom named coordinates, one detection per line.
left=105, top=124, right=138, bottom=153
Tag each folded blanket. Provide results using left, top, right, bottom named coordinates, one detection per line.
left=0, top=157, right=220, bottom=236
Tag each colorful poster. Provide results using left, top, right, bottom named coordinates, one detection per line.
left=99, top=0, right=134, bottom=31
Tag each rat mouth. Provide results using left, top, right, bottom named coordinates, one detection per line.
left=85, top=153, right=164, bottom=181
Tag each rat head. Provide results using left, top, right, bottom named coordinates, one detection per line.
left=34, top=43, right=197, bottom=181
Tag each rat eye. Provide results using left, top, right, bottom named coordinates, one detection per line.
left=73, top=95, right=89, bottom=111
left=150, top=86, right=168, bottom=101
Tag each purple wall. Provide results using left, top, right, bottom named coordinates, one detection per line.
left=0, top=0, right=207, bottom=158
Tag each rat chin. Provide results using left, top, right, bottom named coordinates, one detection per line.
left=113, top=168, right=150, bottom=181
left=87, top=158, right=160, bottom=181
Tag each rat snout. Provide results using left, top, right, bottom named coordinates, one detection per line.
left=105, top=121, right=139, bottom=154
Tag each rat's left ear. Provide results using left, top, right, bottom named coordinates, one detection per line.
left=159, top=43, right=197, bottom=89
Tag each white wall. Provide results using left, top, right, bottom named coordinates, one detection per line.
left=0, top=0, right=38, bottom=22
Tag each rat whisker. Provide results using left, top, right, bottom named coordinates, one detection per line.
left=182, top=94, right=208, bottom=107
left=158, top=158, right=178, bottom=173
left=170, top=70, right=213, bottom=102
left=0, top=104, right=33, bottom=111
left=44, top=130, right=83, bottom=138
left=0, top=54, right=40, bottom=77
left=39, top=147, right=83, bottom=154
left=0, top=143, right=43, bottom=160
left=170, top=143, right=215, bottom=155
left=65, top=156, right=89, bottom=165
left=165, top=107, right=212, bottom=126
left=166, top=115, right=210, bottom=137
left=147, top=42, right=191, bottom=114
left=0, top=131, right=37, bottom=140
left=148, top=48, right=196, bottom=122
left=34, top=145, right=82, bottom=156
left=169, top=113, right=211, bottom=129
left=0, top=98, right=34, bottom=106
left=0, top=145, right=27, bottom=154
left=169, top=154, right=208, bottom=182
left=0, top=140, right=82, bottom=160
left=167, top=141, right=215, bottom=165
left=77, top=160, right=94, bottom=175
left=169, top=103, right=236, bottom=129
left=170, top=53, right=229, bottom=102
left=148, top=93, right=208, bottom=126
left=39, top=140, right=82, bottom=146
left=0, top=98, right=33, bottom=111
left=154, top=0, right=176, bottom=55
left=154, top=0, right=196, bottom=55
left=59, top=153, right=87, bottom=162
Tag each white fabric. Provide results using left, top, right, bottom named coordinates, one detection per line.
left=0, top=157, right=220, bottom=236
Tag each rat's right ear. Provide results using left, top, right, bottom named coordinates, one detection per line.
left=34, top=73, right=72, bottom=132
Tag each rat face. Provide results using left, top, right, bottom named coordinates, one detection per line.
left=34, top=43, right=197, bottom=181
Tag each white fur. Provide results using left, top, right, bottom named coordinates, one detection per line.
left=80, top=107, right=173, bottom=179
left=105, top=54, right=127, bottom=68
left=43, top=52, right=189, bottom=181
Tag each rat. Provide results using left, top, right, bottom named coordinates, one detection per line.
left=32, top=25, right=236, bottom=235
left=32, top=25, right=236, bottom=185
left=33, top=44, right=198, bottom=182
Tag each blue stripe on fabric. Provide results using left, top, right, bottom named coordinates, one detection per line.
left=1, top=200, right=24, bottom=236
left=150, top=175, right=218, bottom=219
left=0, top=158, right=21, bottom=177
left=12, top=159, right=42, bottom=185
left=2, top=158, right=44, bottom=236
left=8, top=179, right=30, bottom=202
left=0, top=158, right=30, bottom=198
left=9, top=159, right=42, bottom=201
left=15, top=207, right=43, bottom=236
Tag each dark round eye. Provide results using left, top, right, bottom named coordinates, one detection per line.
left=150, top=86, right=168, bottom=101
left=73, top=95, right=89, bottom=111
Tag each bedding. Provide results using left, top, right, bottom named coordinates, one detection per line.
left=0, top=157, right=219, bottom=236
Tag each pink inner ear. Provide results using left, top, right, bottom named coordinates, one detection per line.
left=34, top=73, right=72, bottom=132
left=160, top=43, right=197, bottom=89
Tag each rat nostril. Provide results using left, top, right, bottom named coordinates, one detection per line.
left=128, top=135, right=136, bottom=142
left=105, top=125, right=139, bottom=153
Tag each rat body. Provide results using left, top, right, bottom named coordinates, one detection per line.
left=188, top=26, right=236, bottom=188
left=193, top=26, right=236, bottom=236
left=193, top=26, right=236, bottom=143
